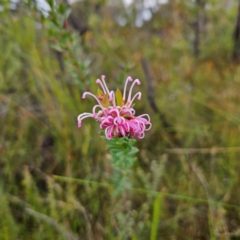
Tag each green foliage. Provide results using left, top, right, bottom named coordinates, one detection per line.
left=105, top=136, right=138, bottom=169
left=0, top=188, right=19, bottom=240
left=104, top=136, right=139, bottom=195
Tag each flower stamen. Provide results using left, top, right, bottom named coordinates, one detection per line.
left=128, top=92, right=141, bottom=107
left=122, top=76, right=133, bottom=104
left=127, top=79, right=141, bottom=104
left=82, top=92, right=105, bottom=110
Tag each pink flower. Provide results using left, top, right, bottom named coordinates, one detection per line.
left=77, top=75, right=152, bottom=139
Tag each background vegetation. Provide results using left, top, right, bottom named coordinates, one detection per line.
left=1, top=0, right=240, bottom=239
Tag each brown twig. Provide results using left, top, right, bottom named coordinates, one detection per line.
left=141, top=57, right=181, bottom=146
left=25, top=208, right=80, bottom=240
left=141, top=57, right=173, bottom=130
left=141, top=57, right=158, bottom=113
left=190, top=162, right=211, bottom=198
left=233, top=0, right=240, bottom=62
left=166, top=147, right=240, bottom=155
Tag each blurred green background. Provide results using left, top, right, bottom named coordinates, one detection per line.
left=1, top=0, right=240, bottom=239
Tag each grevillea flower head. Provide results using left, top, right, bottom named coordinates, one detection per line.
left=77, top=76, right=152, bottom=139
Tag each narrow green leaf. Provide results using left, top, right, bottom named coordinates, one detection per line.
left=98, top=88, right=103, bottom=97
left=150, top=193, right=163, bottom=240
left=116, top=88, right=123, bottom=106
left=97, top=88, right=103, bottom=97
left=46, top=0, right=54, bottom=8
left=64, top=8, right=72, bottom=18
left=50, top=44, right=62, bottom=52
left=101, top=94, right=110, bottom=108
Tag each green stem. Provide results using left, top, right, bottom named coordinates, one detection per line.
left=104, top=136, right=139, bottom=195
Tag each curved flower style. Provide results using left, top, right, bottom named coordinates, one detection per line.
left=77, top=76, right=152, bottom=139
